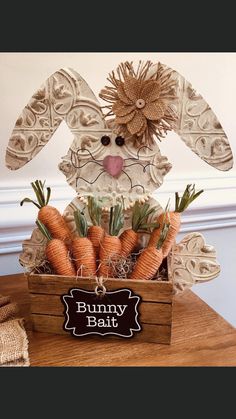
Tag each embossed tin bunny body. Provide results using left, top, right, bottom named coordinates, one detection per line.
left=5, top=62, right=234, bottom=292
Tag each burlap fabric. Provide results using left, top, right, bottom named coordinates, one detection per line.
left=0, top=295, right=29, bottom=367
left=99, top=61, right=178, bottom=146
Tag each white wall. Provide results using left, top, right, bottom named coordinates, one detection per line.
left=0, top=53, right=236, bottom=325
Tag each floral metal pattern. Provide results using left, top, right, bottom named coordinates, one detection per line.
left=168, top=232, right=221, bottom=293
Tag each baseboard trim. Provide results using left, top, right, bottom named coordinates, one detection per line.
left=0, top=246, right=23, bottom=255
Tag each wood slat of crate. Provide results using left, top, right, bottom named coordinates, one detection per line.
left=30, top=294, right=172, bottom=324
left=28, top=274, right=173, bottom=344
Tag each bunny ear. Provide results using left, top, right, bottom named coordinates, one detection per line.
left=163, top=63, right=234, bottom=171
left=5, top=68, right=106, bottom=170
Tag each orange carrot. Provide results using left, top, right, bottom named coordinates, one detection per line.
left=36, top=220, right=76, bottom=276
left=88, top=225, right=105, bottom=256
left=120, top=201, right=158, bottom=258
left=148, top=184, right=203, bottom=257
left=99, top=236, right=122, bottom=278
left=120, top=229, right=138, bottom=258
left=21, top=180, right=72, bottom=245
left=130, top=220, right=170, bottom=280
left=153, top=212, right=181, bottom=258
left=72, top=237, right=97, bottom=277
left=148, top=212, right=181, bottom=252
left=99, top=203, right=124, bottom=278
left=87, top=196, right=105, bottom=258
left=130, top=246, right=163, bottom=280
left=71, top=209, right=97, bottom=277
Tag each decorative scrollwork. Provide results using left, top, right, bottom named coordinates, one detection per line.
left=172, top=70, right=233, bottom=171
left=168, top=232, right=220, bottom=294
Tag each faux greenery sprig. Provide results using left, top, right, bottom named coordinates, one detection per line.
left=20, top=180, right=51, bottom=209
left=109, top=202, right=124, bottom=236
left=74, top=209, right=88, bottom=238
left=132, top=201, right=159, bottom=232
left=175, top=184, right=204, bottom=213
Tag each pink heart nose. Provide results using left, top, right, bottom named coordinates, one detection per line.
left=103, top=155, right=124, bottom=178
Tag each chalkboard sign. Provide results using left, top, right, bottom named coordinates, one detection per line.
left=62, top=288, right=141, bottom=338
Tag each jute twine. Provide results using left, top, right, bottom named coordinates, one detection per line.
left=94, top=276, right=106, bottom=297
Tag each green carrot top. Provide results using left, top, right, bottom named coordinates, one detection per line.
left=156, top=209, right=170, bottom=250
left=74, top=209, right=88, bottom=238
left=87, top=196, right=103, bottom=226
left=175, top=184, right=203, bottom=213
left=131, top=201, right=159, bottom=232
left=36, top=219, right=52, bottom=240
left=109, top=203, right=124, bottom=236
left=20, top=180, right=51, bottom=209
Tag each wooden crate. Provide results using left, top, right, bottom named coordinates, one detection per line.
left=28, top=274, right=173, bottom=344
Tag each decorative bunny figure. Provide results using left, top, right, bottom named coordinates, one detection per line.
left=5, top=61, right=234, bottom=292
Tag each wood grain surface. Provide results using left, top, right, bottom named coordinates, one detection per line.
left=28, top=274, right=173, bottom=302
left=1, top=273, right=236, bottom=366
left=28, top=274, right=173, bottom=343
left=30, top=293, right=172, bottom=324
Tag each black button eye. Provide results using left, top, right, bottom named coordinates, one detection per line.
left=115, top=136, right=125, bottom=146
left=101, top=135, right=111, bottom=146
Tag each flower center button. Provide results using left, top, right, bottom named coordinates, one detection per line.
left=135, top=99, right=146, bottom=109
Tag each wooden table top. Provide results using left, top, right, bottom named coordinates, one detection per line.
left=1, top=273, right=236, bottom=366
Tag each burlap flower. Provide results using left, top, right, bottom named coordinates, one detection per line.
left=99, top=61, right=178, bottom=146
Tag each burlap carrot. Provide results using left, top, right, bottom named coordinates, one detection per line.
left=21, top=180, right=72, bottom=245
left=71, top=209, right=97, bottom=277
left=87, top=196, right=105, bottom=258
left=148, top=184, right=203, bottom=257
left=99, top=203, right=124, bottom=278
left=130, top=217, right=170, bottom=280
left=120, top=201, right=158, bottom=258
left=36, top=220, right=76, bottom=276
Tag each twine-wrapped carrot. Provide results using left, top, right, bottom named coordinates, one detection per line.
left=148, top=212, right=179, bottom=251
left=130, top=218, right=170, bottom=281
left=21, top=180, right=72, bottom=245
left=71, top=209, right=97, bottom=277
left=36, top=220, right=76, bottom=276
left=120, top=201, right=159, bottom=258
left=99, top=202, right=124, bottom=278
left=87, top=196, right=105, bottom=258
left=148, top=184, right=203, bottom=257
